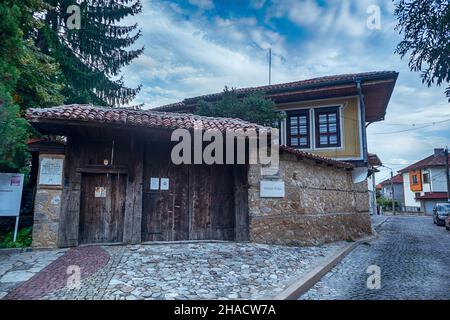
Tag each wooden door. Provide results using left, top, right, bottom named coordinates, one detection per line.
left=141, top=143, right=237, bottom=242
left=79, top=173, right=126, bottom=244
left=141, top=145, right=189, bottom=241
left=190, top=164, right=235, bottom=240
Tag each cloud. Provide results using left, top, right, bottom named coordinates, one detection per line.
left=119, top=0, right=449, bottom=176
left=188, top=0, right=214, bottom=11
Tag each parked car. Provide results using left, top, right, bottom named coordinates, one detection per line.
left=445, top=215, right=450, bottom=231
left=432, top=203, right=450, bottom=226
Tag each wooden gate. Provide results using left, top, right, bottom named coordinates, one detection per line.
left=141, top=143, right=236, bottom=242
left=79, top=173, right=126, bottom=244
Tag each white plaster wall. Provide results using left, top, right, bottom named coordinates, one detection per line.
left=403, top=172, right=420, bottom=207
left=430, top=167, right=448, bottom=192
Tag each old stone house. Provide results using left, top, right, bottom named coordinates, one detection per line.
left=26, top=71, right=397, bottom=248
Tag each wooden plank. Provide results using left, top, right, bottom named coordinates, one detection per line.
left=75, top=166, right=128, bottom=174
left=58, top=134, right=82, bottom=247
left=234, top=165, right=249, bottom=241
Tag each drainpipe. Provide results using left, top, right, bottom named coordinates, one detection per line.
left=355, top=79, right=368, bottom=165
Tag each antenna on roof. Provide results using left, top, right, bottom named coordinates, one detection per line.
left=268, top=46, right=272, bottom=85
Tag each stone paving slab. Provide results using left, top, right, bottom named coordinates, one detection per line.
left=0, top=249, right=66, bottom=299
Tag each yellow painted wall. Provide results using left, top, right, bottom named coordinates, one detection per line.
left=278, top=97, right=362, bottom=160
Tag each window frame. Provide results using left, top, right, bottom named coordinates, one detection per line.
left=412, top=175, right=418, bottom=184
left=286, top=109, right=310, bottom=149
left=314, top=106, right=341, bottom=148
left=422, top=172, right=430, bottom=184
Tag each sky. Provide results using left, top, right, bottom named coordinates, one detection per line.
left=121, top=0, right=450, bottom=183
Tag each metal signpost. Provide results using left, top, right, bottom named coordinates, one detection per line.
left=0, top=173, right=25, bottom=242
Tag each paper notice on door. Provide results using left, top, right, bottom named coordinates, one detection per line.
left=95, top=187, right=106, bottom=198
left=150, top=178, right=160, bottom=190
left=160, top=178, right=169, bottom=190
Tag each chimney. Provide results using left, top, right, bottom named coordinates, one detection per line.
left=434, top=148, right=445, bottom=157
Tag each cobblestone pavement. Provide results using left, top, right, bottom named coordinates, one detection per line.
left=98, top=242, right=347, bottom=300
left=0, top=249, right=66, bottom=299
left=300, top=216, right=450, bottom=300
left=2, top=241, right=346, bottom=300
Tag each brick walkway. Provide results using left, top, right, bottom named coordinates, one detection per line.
left=4, top=246, right=109, bottom=300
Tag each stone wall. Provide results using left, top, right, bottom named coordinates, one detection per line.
left=248, top=154, right=371, bottom=246
left=31, top=153, right=64, bottom=248
left=32, top=188, right=62, bottom=248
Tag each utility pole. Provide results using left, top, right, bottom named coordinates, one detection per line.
left=390, top=169, right=395, bottom=215
left=268, top=47, right=272, bottom=85
left=446, top=147, right=450, bottom=203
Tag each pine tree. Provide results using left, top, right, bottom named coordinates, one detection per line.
left=0, top=2, right=31, bottom=173
left=38, top=0, right=144, bottom=106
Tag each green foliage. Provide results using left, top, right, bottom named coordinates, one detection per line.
left=0, top=2, right=22, bottom=93
left=0, top=227, right=33, bottom=248
left=38, top=0, right=144, bottom=106
left=15, top=40, right=65, bottom=110
left=377, top=196, right=401, bottom=210
left=394, top=0, right=450, bottom=101
left=0, top=101, right=31, bottom=173
left=0, top=2, right=31, bottom=174
left=195, top=87, right=285, bottom=127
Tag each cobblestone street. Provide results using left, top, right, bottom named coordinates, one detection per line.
left=1, top=241, right=346, bottom=300
left=301, top=216, right=450, bottom=300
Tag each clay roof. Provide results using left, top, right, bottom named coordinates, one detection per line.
left=26, top=105, right=353, bottom=170
left=279, top=145, right=353, bottom=169
left=368, top=153, right=382, bottom=167
left=152, top=71, right=398, bottom=122
left=380, top=173, right=403, bottom=185
left=416, top=192, right=448, bottom=200
left=26, top=104, right=268, bottom=133
left=398, top=153, right=450, bottom=173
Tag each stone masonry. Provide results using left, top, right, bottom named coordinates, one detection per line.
left=31, top=154, right=64, bottom=248
left=248, top=153, right=372, bottom=246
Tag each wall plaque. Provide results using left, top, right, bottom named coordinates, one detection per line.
left=260, top=180, right=285, bottom=198
left=39, top=157, right=63, bottom=185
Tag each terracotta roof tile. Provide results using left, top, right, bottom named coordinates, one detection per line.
left=154, top=71, right=398, bottom=112
left=26, top=104, right=268, bottom=133
left=399, top=153, right=450, bottom=173
left=280, top=145, right=353, bottom=169
left=416, top=192, right=448, bottom=200
left=380, top=173, right=403, bottom=185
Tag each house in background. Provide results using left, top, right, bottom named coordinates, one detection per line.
left=379, top=173, right=404, bottom=205
left=399, top=148, right=450, bottom=214
left=155, top=71, right=398, bottom=169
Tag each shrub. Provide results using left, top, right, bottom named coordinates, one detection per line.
left=0, top=227, right=32, bottom=248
